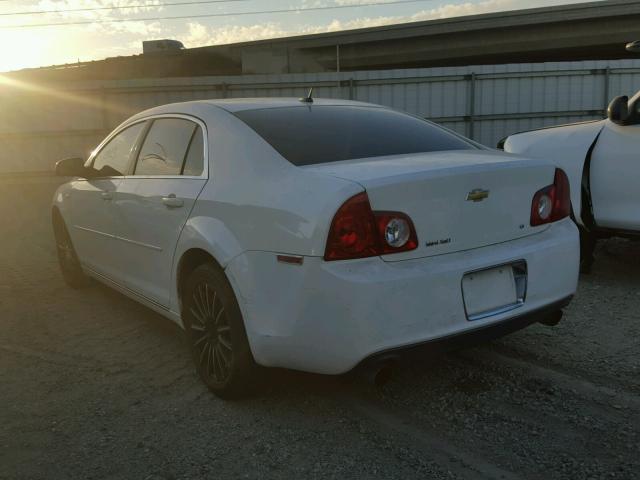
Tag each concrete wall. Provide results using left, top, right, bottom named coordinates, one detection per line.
left=2, top=59, right=640, bottom=174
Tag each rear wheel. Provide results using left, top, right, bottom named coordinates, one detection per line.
left=183, top=262, right=258, bottom=399
left=52, top=214, right=89, bottom=288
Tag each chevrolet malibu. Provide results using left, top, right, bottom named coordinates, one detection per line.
left=52, top=98, right=580, bottom=398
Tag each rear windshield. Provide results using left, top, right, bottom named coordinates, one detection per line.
left=234, top=105, right=476, bottom=166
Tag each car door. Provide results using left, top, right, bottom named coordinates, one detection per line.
left=112, top=116, right=207, bottom=308
left=70, top=122, right=146, bottom=279
left=590, top=119, right=640, bottom=231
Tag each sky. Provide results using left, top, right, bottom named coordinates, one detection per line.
left=0, top=0, right=591, bottom=73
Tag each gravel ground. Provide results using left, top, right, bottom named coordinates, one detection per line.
left=0, top=176, right=638, bottom=480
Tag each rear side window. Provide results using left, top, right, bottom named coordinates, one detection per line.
left=182, top=126, right=204, bottom=176
left=234, top=105, right=475, bottom=166
left=135, top=118, right=197, bottom=176
left=92, top=122, right=145, bottom=176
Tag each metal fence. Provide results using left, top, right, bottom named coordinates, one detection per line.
left=2, top=59, right=640, bottom=174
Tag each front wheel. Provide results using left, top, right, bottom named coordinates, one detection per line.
left=52, top=214, right=90, bottom=288
left=183, top=263, right=259, bottom=399
left=579, top=226, right=597, bottom=273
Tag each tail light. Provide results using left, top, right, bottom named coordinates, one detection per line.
left=530, top=168, right=571, bottom=226
left=324, top=192, right=418, bottom=261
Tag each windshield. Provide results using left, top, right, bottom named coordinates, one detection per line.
left=234, top=105, right=476, bottom=166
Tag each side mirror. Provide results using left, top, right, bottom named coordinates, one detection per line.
left=626, top=41, right=640, bottom=53
left=607, top=96, right=629, bottom=125
left=55, top=157, right=90, bottom=177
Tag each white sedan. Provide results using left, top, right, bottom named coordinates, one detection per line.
left=502, top=91, right=640, bottom=270
left=52, top=98, right=579, bottom=398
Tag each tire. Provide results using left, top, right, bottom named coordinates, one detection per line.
left=579, top=226, right=597, bottom=274
left=182, top=262, right=258, bottom=399
left=578, top=183, right=597, bottom=274
left=52, top=214, right=90, bottom=289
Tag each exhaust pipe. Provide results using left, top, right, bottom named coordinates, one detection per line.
left=539, top=309, right=563, bottom=327
left=360, top=355, right=398, bottom=387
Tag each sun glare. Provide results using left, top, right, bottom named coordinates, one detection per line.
left=0, top=29, right=67, bottom=73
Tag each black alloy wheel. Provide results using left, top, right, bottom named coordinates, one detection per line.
left=189, top=282, right=233, bottom=384
left=183, top=263, right=258, bottom=398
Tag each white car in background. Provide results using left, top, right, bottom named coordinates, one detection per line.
left=52, top=98, right=579, bottom=398
left=501, top=91, right=640, bottom=270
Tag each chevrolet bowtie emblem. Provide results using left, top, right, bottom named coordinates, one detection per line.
left=466, top=189, right=490, bottom=202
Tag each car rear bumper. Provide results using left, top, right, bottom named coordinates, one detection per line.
left=356, top=294, right=572, bottom=371
left=226, top=218, right=579, bottom=374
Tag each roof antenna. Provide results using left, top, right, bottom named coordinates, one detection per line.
left=299, top=87, right=314, bottom=103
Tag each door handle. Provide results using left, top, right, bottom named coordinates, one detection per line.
left=101, top=192, right=113, bottom=201
left=162, top=194, right=183, bottom=209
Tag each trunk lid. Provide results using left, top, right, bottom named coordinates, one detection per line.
left=304, top=150, right=556, bottom=261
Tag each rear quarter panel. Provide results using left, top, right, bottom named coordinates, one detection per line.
left=169, top=105, right=362, bottom=314
left=503, top=120, right=605, bottom=227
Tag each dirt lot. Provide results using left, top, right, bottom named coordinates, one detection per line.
left=0, top=176, right=638, bottom=480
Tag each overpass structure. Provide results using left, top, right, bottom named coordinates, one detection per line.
left=236, top=0, right=640, bottom=74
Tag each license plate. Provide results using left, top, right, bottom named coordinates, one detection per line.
left=462, top=265, right=518, bottom=320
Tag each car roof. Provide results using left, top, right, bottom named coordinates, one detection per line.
left=136, top=97, right=381, bottom=117
left=203, top=97, right=379, bottom=112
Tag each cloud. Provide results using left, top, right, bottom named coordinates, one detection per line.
left=0, top=0, right=135, bottom=27
left=300, top=0, right=327, bottom=7
left=35, top=0, right=164, bottom=20
left=91, top=19, right=163, bottom=36
left=333, top=0, right=392, bottom=5
left=3, top=0, right=168, bottom=35
left=185, top=21, right=289, bottom=46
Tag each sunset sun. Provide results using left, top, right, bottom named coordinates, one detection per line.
left=0, top=28, right=60, bottom=72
